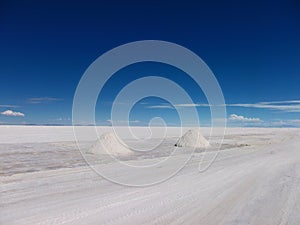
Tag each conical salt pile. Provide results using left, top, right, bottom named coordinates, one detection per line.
left=90, top=132, right=132, bottom=156
left=175, top=129, right=210, bottom=148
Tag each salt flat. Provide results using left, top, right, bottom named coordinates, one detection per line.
left=1, top=126, right=300, bottom=224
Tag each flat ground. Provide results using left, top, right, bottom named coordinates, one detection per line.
left=1, top=126, right=300, bottom=225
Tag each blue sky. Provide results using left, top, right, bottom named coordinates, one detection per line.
left=0, top=0, right=299, bottom=126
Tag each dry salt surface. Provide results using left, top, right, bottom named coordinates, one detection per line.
left=1, top=126, right=300, bottom=225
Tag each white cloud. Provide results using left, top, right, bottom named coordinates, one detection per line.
left=27, top=97, right=62, bottom=104
left=162, top=100, right=300, bottom=113
left=229, top=114, right=261, bottom=122
left=269, top=119, right=300, bottom=127
left=174, top=103, right=209, bottom=107
left=145, top=105, right=175, bottom=109
left=227, top=100, right=300, bottom=112
left=227, top=104, right=300, bottom=112
left=1, top=110, right=25, bottom=117
left=145, top=103, right=210, bottom=109
left=107, top=119, right=140, bottom=124
left=0, top=104, right=19, bottom=108
left=258, top=100, right=300, bottom=104
left=53, top=117, right=71, bottom=121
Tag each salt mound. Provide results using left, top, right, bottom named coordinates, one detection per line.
left=175, top=129, right=210, bottom=148
left=90, top=132, right=132, bottom=156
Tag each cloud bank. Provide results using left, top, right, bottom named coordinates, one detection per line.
left=229, top=114, right=262, bottom=122
left=1, top=110, right=25, bottom=117
left=147, top=100, right=300, bottom=113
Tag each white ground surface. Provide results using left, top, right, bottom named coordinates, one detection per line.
left=1, top=126, right=300, bottom=225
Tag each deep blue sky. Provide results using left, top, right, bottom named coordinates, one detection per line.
left=0, top=0, right=299, bottom=126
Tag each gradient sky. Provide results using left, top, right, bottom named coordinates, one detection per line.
left=1, top=0, right=300, bottom=126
